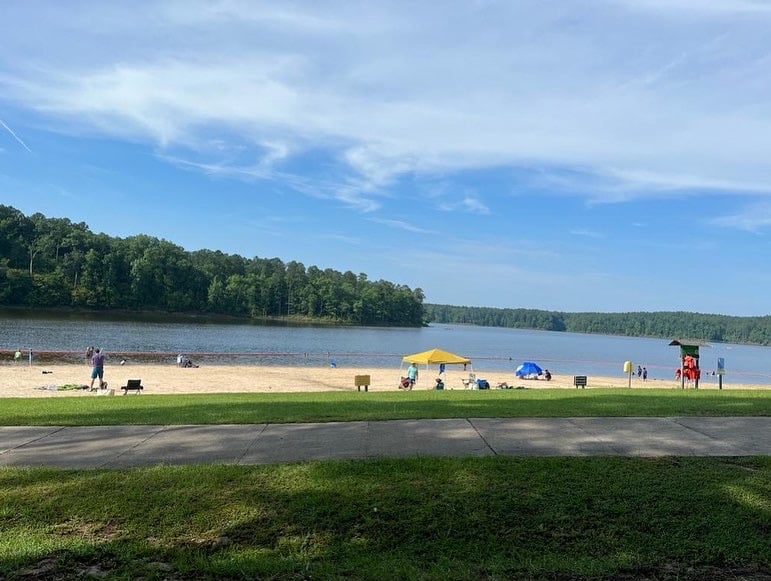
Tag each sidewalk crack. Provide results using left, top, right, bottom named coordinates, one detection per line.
left=466, top=418, right=497, bottom=455
left=0, top=426, right=66, bottom=454
left=97, top=425, right=168, bottom=468
left=236, top=423, right=270, bottom=464
left=669, top=418, right=751, bottom=454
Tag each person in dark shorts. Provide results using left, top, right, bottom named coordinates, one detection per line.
left=89, top=348, right=106, bottom=391
left=406, top=362, right=419, bottom=389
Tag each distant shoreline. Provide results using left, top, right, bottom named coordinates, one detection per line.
left=0, top=306, right=356, bottom=327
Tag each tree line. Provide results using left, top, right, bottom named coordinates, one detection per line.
left=424, top=304, right=771, bottom=346
left=0, top=205, right=425, bottom=326
left=4, top=204, right=769, bottom=341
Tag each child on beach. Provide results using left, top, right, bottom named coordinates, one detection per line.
left=407, top=362, right=419, bottom=389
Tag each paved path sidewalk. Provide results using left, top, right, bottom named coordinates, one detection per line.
left=1, top=417, right=769, bottom=469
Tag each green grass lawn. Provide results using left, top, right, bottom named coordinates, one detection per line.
left=1, top=389, right=769, bottom=426
left=2, top=390, right=769, bottom=579
left=1, top=457, right=769, bottom=579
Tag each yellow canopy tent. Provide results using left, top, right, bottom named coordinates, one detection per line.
left=402, top=348, right=471, bottom=366
left=400, top=348, right=473, bottom=388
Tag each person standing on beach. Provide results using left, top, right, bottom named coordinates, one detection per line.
left=407, top=362, right=419, bottom=389
left=642, top=367, right=648, bottom=381
left=85, top=346, right=94, bottom=365
left=14, top=348, right=22, bottom=363
left=89, top=348, right=105, bottom=391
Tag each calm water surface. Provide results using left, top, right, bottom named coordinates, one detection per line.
left=1, top=315, right=770, bottom=384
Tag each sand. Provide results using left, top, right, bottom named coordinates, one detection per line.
left=0, top=362, right=759, bottom=398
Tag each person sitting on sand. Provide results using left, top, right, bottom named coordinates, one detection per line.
left=435, top=377, right=444, bottom=390
left=543, top=369, right=552, bottom=381
left=179, top=355, right=199, bottom=368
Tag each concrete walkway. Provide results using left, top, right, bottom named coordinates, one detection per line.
left=1, top=417, right=769, bottom=469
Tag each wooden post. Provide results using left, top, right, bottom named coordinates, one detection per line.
left=681, top=361, right=685, bottom=389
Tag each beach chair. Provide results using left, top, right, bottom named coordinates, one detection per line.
left=122, top=379, right=144, bottom=395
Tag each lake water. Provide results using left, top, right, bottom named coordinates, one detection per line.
left=1, top=314, right=770, bottom=384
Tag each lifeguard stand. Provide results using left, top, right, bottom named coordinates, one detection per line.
left=668, top=339, right=708, bottom=389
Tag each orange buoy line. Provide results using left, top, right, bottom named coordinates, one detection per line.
left=6, top=350, right=617, bottom=365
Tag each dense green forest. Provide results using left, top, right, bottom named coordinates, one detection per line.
left=3, top=205, right=770, bottom=343
left=424, top=304, right=771, bottom=346
left=0, top=205, right=424, bottom=326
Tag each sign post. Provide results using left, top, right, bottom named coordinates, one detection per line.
left=717, top=357, right=725, bottom=390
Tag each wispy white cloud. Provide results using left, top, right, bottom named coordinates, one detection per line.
left=609, top=0, right=771, bottom=16
left=319, top=233, right=362, bottom=245
left=426, top=236, right=561, bottom=262
left=710, top=202, right=771, bottom=232
left=158, top=139, right=289, bottom=179
left=3, top=1, right=771, bottom=205
left=330, top=184, right=383, bottom=213
left=159, top=146, right=385, bottom=212
left=49, top=184, right=79, bottom=201
left=367, top=217, right=435, bottom=234
left=570, top=229, right=604, bottom=239
left=461, top=197, right=490, bottom=214
left=438, top=194, right=491, bottom=214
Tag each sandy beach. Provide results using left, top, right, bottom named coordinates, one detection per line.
left=0, top=362, right=761, bottom=398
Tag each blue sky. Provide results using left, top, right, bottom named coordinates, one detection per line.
left=2, top=1, right=771, bottom=315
